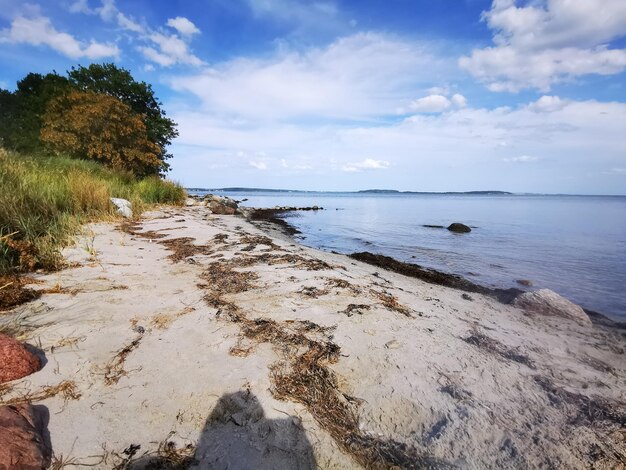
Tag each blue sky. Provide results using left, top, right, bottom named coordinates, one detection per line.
left=1, top=0, right=626, bottom=194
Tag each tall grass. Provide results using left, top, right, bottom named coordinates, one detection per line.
left=0, top=149, right=185, bottom=273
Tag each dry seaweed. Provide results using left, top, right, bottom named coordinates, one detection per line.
left=534, top=376, right=626, bottom=427
left=0, top=275, right=42, bottom=311
left=159, top=238, right=214, bottom=263
left=372, top=290, right=412, bottom=317
left=341, top=304, right=371, bottom=317
left=463, top=332, right=535, bottom=369
left=103, top=335, right=143, bottom=385
left=1, top=380, right=81, bottom=405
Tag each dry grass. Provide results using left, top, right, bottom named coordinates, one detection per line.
left=103, top=335, right=143, bottom=385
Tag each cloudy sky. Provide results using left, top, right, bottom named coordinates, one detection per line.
left=1, top=0, right=625, bottom=194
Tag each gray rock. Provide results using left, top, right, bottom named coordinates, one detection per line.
left=513, top=289, right=591, bottom=326
left=447, top=223, right=471, bottom=233
left=110, top=198, right=132, bottom=218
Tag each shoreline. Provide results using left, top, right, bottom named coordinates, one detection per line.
left=1, top=205, right=625, bottom=468
left=248, top=206, right=626, bottom=327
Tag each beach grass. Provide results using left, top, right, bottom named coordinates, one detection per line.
left=0, top=148, right=185, bottom=274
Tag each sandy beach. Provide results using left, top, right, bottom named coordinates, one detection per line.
left=1, top=205, right=625, bottom=469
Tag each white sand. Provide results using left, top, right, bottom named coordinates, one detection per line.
left=1, top=206, right=624, bottom=469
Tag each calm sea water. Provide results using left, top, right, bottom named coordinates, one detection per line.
left=193, top=190, right=626, bottom=320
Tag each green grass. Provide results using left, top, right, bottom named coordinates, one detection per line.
left=0, top=149, right=186, bottom=273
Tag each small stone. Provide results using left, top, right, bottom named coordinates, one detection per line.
left=462, top=293, right=473, bottom=301
left=516, top=279, right=533, bottom=287
left=385, top=340, right=401, bottom=349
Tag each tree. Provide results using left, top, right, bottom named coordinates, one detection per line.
left=0, top=73, right=70, bottom=152
left=67, top=63, right=178, bottom=174
left=41, top=91, right=161, bottom=176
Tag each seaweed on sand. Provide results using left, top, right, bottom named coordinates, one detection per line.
left=0, top=275, right=41, bottom=311
left=463, top=332, right=535, bottom=369
left=103, top=335, right=143, bottom=385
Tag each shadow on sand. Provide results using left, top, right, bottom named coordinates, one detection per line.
left=128, top=390, right=316, bottom=470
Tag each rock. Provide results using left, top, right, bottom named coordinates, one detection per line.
left=209, top=201, right=237, bottom=215
left=447, top=223, right=471, bottom=233
left=513, top=289, right=591, bottom=326
left=0, top=334, right=42, bottom=384
left=423, top=225, right=445, bottom=229
left=110, top=198, right=133, bottom=218
left=185, top=198, right=196, bottom=207
left=0, top=404, right=51, bottom=470
left=516, top=279, right=533, bottom=287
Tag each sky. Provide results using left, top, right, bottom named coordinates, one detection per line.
left=1, top=0, right=626, bottom=194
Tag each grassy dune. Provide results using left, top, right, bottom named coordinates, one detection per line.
left=0, top=149, right=185, bottom=273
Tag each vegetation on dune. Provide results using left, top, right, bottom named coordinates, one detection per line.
left=0, top=149, right=185, bottom=275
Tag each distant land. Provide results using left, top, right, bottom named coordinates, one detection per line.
left=186, top=187, right=514, bottom=195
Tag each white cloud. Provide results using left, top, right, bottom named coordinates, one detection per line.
left=68, top=0, right=92, bottom=14
left=406, top=93, right=467, bottom=113
left=145, top=32, right=203, bottom=67
left=460, top=0, right=626, bottom=92
left=249, top=160, right=268, bottom=170
left=503, top=155, right=540, bottom=163
left=0, top=15, right=119, bottom=59
left=167, top=17, right=200, bottom=37
left=409, top=94, right=451, bottom=113
left=528, top=95, right=568, bottom=113
left=451, top=93, right=467, bottom=108
left=171, top=33, right=450, bottom=120
left=116, top=12, right=143, bottom=33
left=605, top=168, right=626, bottom=175
left=341, top=158, right=390, bottom=172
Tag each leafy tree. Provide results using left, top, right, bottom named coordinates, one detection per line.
left=0, top=73, right=70, bottom=152
left=41, top=91, right=161, bottom=176
left=67, top=63, right=178, bottom=174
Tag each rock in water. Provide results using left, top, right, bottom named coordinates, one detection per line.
left=0, top=404, right=52, bottom=470
left=110, top=198, right=133, bottom=218
left=0, top=334, right=42, bottom=383
left=447, top=223, right=471, bottom=233
left=513, top=289, right=591, bottom=326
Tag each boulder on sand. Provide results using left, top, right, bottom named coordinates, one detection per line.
left=513, top=289, right=591, bottom=326
left=110, top=198, right=133, bottom=218
left=447, top=223, right=471, bottom=233
left=0, top=334, right=42, bottom=384
left=0, top=404, right=51, bottom=470
left=208, top=195, right=239, bottom=215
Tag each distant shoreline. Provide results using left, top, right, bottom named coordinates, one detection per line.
left=187, top=187, right=626, bottom=197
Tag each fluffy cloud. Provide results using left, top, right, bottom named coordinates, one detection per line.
left=460, top=0, right=626, bottom=91
left=408, top=93, right=467, bottom=113
left=171, top=33, right=450, bottom=120
left=0, top=15, right=119, bottom=59
left=67, top=0, right=202, bottom=67
left=342, top=159, right=390, bottom=172
left=167, top=17, right=200, bottom=37
left=140, top=33, right=203, bottom=67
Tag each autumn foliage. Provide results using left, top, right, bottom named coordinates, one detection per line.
left=41, top=91, right=162, bottom=176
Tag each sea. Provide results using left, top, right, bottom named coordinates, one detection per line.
left=189, top=190, right=626, bottom=321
